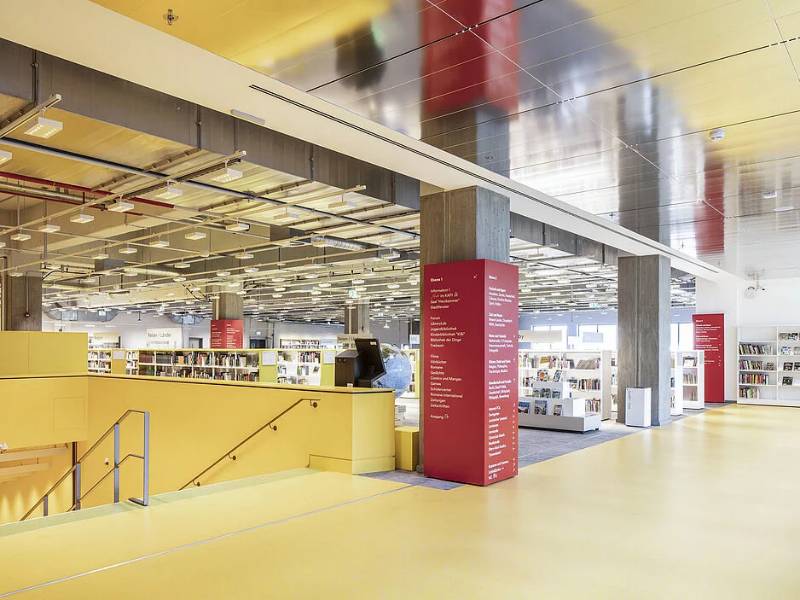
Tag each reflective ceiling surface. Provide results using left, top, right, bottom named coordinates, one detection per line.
left=94, top=0, right=800, bottom=280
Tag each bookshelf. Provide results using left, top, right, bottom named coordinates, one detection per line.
left=737, top=326, right=780, bottom=405
left=517, top=350, right=607, bottom=431
left=276, top=348, right=335, bottom=385
left=133, top=349, right=263, bottom=382
left=671, top=350, right=705, bottom=413
left=87, top=348, right=112, bottom=373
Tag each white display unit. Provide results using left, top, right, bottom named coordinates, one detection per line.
left=601, top=350, right=616, bottom=420
left=671, top=350, right=705, bottom=414
left=87, top=349, right=112, bottom=373
left=518, top=350, right=604, bottom=432
left=276, top=348, right=323, bottom=385
left=737, top=326, right=781, bottom=406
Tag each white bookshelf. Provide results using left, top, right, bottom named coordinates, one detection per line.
left=671, top=350, right=705, bottom=414
left=518, top=350, right=607, bottom=431
left=276, top=348, right=323, bottom=385
left=737, top=326, right=783, bottom=405
left=87, top=348, right=112, bottom=373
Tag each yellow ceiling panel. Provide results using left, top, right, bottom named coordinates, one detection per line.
left=92, top=0, right=391, bottom=72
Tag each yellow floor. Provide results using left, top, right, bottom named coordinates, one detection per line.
left=2, top=405, right=799, bottom=599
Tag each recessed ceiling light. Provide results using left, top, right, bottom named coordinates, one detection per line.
left=774, top=206, right=794, bottom=213
left=212, top=167, right=243, bottom=183
left=156, top=183, right=183, bottom=200
left=38, top=223, right=60, bottom=233
left=107, top=200, right=135, bottom=213
left=70, top=213, right=95, bottom=224
left=149, top=239, right=170, bottom=248
left=225, top=222, right=249, bottom=232
left=184, top=231, right=206, bottom=241
left=0, top=149, right=12, bottom=165
left=119, top=246, right=137, bottom=255
left=10, top=233, right=31, bottom=242
left=24, top=115, right=63, bottom=138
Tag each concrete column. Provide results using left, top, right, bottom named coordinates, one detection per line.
left=212, top=292, right=243, bottom=320
left=2, top=274, right=42, bottom=331
left=617, top=254, right=671, bottom=426
left=419, top=186, right=511, bottom=469
left=344, top=300, right=370, bottom=336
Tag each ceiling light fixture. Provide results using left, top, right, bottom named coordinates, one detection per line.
left=244, top=267, right=258, bottom=274
left=107, top=200, right=135, bottom=213
left=173, top=276, right=186, bottom=282
left=9, top=270, right=24, bottom=278
left=234, top=250, right=254, bottom=260
left=70, top=213, right=94, bottom=224
left=119, top=246, right=137, bottom=255
left=212, top=166, right=243, bottom=183
left=185, top=231, right=206, bottom=241
left=763, top=191, right=778, bottom=200
left=216, top=270, right=230, bottom=277
left=38, top=223, right=60, bottom=233
left=149, top=239, right=170, bottom=248
left=10, top=233, right=31, bottom=242
left=709, top=127, right=725, bottom=142
left=225, top=222, right=250, bottom=233
left=156, top=182, right=183, bottom=200
left=24, top=115, right=63, bottom=138
left=272, top=208, right=301, bottom=223
left=774, top=206, right=794, bottom=213
left=0, top=149, right=12, bottom=165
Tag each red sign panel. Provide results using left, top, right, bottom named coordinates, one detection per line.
left=693, top=313, right=725, bottom=403
left=210, top=319, right=243, bottom=349
left=423, top=259, right=518, bottom=485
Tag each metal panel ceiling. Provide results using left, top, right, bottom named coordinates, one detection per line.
left=91, top=0, right=800, bottom=278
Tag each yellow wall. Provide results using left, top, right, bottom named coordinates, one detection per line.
left=78, top=376, right=394, bottom=510
left=0, top=447, right=73, bottom=523
left=0, top=331, right=87, bottom=376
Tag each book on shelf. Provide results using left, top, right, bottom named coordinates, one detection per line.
left=682, top=356, right=697, bottom=367
left=783, top=376, right=794, bottom=386
left=739, top=372, right=769, bottom=385
left=794, top=362, right=800, bottom=371
left=780, top=332, right=800, bottom=341
left=738, top=343, right=771, bottom=355
left=553, top=404, right=562, bottom=416
left=518, top=401, right=531, bottom=414
left=765, top=362, right=775, bottom=371
left=786, top=363, right=794, bottom=371
left=739, top=359, right=765, bottom=370
left=533, top=400, right=547, bottom=415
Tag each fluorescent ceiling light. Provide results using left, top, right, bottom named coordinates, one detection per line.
left=216, top=270, right=230, bottom=277
left=10, top=233, right=31, bottom=241
left=328, top=197, right=357, bottom=210
left=763, top=191, right=778, bottom=200
left=136, top=281, right=148, bottom=287
left=244, top=267, right=258, bottom=274
left=108, top=200, right=135, bottom=213
left=149, top=239, right=170, bottom=248
left=119, top=246, right=137, bottom=255
left=70, top=213, right=95, bottom=224
left=185, top=231, right=206, bottom=241
left=173, top=262, right=191, bottom=269
left=235, top=251, right=254, bottom=260
left=24, top=115, right=63, bottom=138
left=213, top=167, right=243, bottom=183
left=156, top=184, right=183, bottom=200
left=774, top=206, right=794, bottom=213
left=92, top=251, right=109, bottom=260
left=173, top=276, right=186, bottom=282
left=0, top=149, right=12, bottom=165
left=9, top=271, right=24, bottom=278
left=272, top=208, right=301, bottom=223
left=38, top=223, right=60, bottom=233
left=318, top=282, right=331, bottom=288
left=226, top=222, right=250, bottom=233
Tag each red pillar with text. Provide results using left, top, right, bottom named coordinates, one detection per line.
left=423, top=259, right=518, bottom=485
left=210, top=319, right=244, bottom=349
left=693, top=313, right=725, bottom=402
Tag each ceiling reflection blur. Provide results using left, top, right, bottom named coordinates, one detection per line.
left=94, top=0, right=800, bottom=278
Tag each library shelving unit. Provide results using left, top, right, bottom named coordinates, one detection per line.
left=279, top=338, right=322, bottom=350
left=134, top=349, right=263, bottom=382
left=517, top=350, right=604, bottom=432
left=738, top=326, right=800, bottom=407
left=601, top=350, right=616, bottom=420
left=125, top=350, right=139, bottom=375
left=275, top=348, right=335, bottom=386
left=87, top=348, right=113, bottom=373
left=671, top=350, right=705, bottom=414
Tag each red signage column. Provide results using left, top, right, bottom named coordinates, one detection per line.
left=210, top=319, right=244, bottom=349
left=693, top=313, right=725, bottom=402
left=423, top=259, right=518, bottom=485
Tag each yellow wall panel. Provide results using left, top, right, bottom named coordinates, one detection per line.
left=0, top=332, right=31, bottom=375
left=0, top=332, right=87, bottom=376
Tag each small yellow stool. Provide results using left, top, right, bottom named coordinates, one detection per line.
left=394, top=426, right=419, bottom=471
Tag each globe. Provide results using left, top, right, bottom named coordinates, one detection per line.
left=375, top=344, right=413, bottom=398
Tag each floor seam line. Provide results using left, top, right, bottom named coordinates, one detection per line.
left=0, top=483, right=413, bottom=598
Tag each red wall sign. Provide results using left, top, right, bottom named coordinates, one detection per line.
left=210, top=319, right=244, bottom=349
left=423, top=259, right=518, bottom=485
left=693, top=313, right=725, bottom=402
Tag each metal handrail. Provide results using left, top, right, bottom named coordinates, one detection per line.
left=180, top=398, right=318, bottom=490
left=20, top=409, right=150, bottom=521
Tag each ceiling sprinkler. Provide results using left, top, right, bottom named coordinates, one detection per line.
left=163, top=8, right=179, bottom=26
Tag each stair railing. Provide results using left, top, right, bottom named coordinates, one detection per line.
left=180, top=398, right=318, bottom=490
left=20, top=409, right=150, bottom=521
